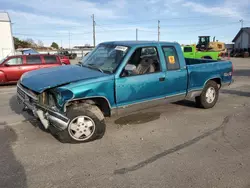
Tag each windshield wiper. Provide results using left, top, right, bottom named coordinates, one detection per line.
left=81, top=64, right=104, bottom=73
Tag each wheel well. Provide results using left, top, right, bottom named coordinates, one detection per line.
left=67, top=97, right=111, bottom=117
left=210, top=78, right=221, bottom=88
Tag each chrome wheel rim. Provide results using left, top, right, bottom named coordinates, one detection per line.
left=68, top=116, right=95, bottom=141
left=206, top=87, right=216, bottom=104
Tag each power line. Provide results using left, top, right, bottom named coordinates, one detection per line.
left=14, top=20, right=241, bottom=38
left=11, top=12, right=250, bottom=32
left=95, top=23, right=108, bottom=32
left=13, top=21, right=242, bottom=40
left=161, top=21, right=239, bottom=35
left=160, top=21, right=239, bottom=27
left=186, top=21, right=239, bottom=33
left=139, top=30, right=157, bottom=34
left=92, top=12, right=250, bottom=27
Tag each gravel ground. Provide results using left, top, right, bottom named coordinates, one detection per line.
left=0, top=58, right=250, bottom=188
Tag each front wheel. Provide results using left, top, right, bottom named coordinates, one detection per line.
left=195, top=80, right=219, bottom=109
left=54, top=104, right=106, bottom=143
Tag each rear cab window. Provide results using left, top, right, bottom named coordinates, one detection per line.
left=162, top=47, right=180, bottom=70
left=26, top=56, right=42, bottom=64
left=44, top=55, right=58, bottom=64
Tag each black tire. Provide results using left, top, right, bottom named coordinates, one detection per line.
left=195, top=80, right=219, bottom=109
left=202, top=56, right=212, bottom=59
left=53, top=103, right=106, bottom=143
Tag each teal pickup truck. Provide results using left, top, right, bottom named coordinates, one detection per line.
left=183, top=45, right=220, bottom=60
left=17, top=41, right=233, bottom=143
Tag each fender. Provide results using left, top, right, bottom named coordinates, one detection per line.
left=64, top=96, right=112, bottom=116
left=203, top=77, right=222, bottom=88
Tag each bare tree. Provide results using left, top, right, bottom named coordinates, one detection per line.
left=37, top=40, right=44, bottom=47
left=25, top=38, right=37, bottom=48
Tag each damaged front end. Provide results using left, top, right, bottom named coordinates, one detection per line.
left=17, top=82, right=73, bottom=131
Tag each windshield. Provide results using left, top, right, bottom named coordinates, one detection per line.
left=80, top=44, right=129, bottom=73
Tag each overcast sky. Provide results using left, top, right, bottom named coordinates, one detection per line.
left=1, top=0, right=250, bottom=47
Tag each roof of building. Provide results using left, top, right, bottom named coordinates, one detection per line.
left=0, top=12, right=11, bottom=22
left=232, top=27, right=250, bottom=42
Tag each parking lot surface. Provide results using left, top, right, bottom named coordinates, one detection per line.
left=0, top=58, right=250, bottom=188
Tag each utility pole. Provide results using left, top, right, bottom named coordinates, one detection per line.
left=68, top=31, right=71, bottom=50
left=158, top=20, right=160, bottom=42
left=61, top=39, right=62, bottom=49
left=240, top=19, right=244, bottom=28
left=92, top=14, right=96, bottom=47
left=136, top=28, right=138, bottom=41
left=239, top=19, right=244, bottom=49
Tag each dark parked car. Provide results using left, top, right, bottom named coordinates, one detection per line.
left=58, top=51, right=77, bottom=59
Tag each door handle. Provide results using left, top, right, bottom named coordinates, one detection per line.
left=159, top=77, right=165, bottom=82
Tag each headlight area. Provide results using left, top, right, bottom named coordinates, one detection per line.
left=35, top=89, right=73, bottom=130
left=38, top=88, right=74, bottom=112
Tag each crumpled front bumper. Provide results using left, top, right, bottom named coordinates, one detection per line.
left=17, top=83, right=69, bottom=131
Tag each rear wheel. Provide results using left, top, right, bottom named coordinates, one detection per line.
left=54, top=104, right=105, bottom=143
left=195, top=80, right=219, bottom=109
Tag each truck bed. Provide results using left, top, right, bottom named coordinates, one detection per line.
left=186, top=58, right=233, bottom=92
left=185, top=58, right=220, bottom=65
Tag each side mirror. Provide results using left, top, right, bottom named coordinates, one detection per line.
left=125, top=64, right=136, bottom=72
left=4, top=63, right=10, bottom=67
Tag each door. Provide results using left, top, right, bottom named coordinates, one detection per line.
left=161, top=46, right=188, bottom=98
left=115, top=46, right=166, bottom=108
left=22, top=55, right=43, bottom=74
left=42, top=55, right=61, bottom=68
left=2, top=57, right=24, bottom=82
left=183, top=46, right=194, bottom=58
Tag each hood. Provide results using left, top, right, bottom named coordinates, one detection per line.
left=20, top=65, right=107, bottom=93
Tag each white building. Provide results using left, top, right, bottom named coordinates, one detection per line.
left=0, top=12, right=15, bottom=59
left=232, top=27, right=250, bottom=49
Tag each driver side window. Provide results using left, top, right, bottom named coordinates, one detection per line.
left=5, top=57, right=23, bottom=66
left=122, top=46, right=160, bottom=77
